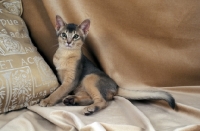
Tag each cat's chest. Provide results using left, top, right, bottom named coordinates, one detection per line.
left=53, top=51, right=81, bottom=70
left=54, top=58, right=71, bottom=70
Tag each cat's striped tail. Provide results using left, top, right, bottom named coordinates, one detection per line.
left=117, top=88, right=176, bottom=109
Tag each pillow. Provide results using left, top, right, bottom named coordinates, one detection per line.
left=0, top=0, right=59, bottom=113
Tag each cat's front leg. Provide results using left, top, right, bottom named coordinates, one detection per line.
left=39, top=85, right=63, bottom=107
left=39, top=80, right=74, bottom=107
left=39, top=97, right=54, bottom=107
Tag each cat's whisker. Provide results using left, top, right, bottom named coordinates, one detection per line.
left=82, top=46, right=87, bottom=51
left=51, top=44, right=59, bottom=49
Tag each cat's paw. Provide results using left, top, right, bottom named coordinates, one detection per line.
left=39, top=98, right=54, bottom=107
left=82, top=105, right=99, bottom=116
left=62, top=95, right=77, bottom=106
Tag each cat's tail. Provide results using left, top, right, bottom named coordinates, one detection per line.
left=117, top=89, right=176, bottom=109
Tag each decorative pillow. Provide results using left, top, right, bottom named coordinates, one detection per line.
left=0, top=0, right=59, bottom=113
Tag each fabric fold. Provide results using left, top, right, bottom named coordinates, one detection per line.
left=27, top=97, right=147, bottom=131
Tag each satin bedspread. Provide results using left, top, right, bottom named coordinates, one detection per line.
left=1, top=0, right=200, bottom=131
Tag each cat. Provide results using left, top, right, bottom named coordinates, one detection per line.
left=39, top=15, right=175, bottom=115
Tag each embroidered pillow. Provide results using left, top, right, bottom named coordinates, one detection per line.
left=0, top=0, right=59, bottom=113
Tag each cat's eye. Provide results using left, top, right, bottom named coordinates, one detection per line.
left=60, top=33, right=67, bottom=38
left=73, top=34, right=80, bottom=40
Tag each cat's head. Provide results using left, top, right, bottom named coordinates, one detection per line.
left=55, top=15, right=90, bottom=50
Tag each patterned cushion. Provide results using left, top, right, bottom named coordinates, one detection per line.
left=0, top=0, right=59, bottom=113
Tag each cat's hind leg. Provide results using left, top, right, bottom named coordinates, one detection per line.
left=62, top=87, right=93, bottom=106
left=81, top=74, right=108, bottom=116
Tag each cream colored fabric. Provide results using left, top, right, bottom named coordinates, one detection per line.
left=0, top=0, right=59, bottom=113
left=0, top=97, right=144, bottom=131
left=0, top=95, right=200, bottom=131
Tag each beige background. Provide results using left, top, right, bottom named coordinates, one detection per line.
left=22, top=0, right=200, bottom=88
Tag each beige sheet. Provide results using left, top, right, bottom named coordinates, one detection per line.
left=0, top=92, right=200, bottom=131
left=0, top=97, right=146, bottom=131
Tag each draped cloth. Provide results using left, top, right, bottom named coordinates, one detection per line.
left=1, top=0, right=200, bottom=131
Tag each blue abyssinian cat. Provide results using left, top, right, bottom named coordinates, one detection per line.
left=39, top=15, right=175, bottom=115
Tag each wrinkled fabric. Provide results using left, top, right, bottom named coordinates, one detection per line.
left=0, top=96, right=200, bottom=131
left=1, top=0, right=199, bottom=131
left=0, top=97, right=148, bottom=131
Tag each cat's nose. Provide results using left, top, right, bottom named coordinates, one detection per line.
left=67, top=41, right=71, bottom=45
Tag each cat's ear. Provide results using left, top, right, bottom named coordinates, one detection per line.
left=79, top=19, right=90, bottom=35
left=56, top=15, right=65, bottom=31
